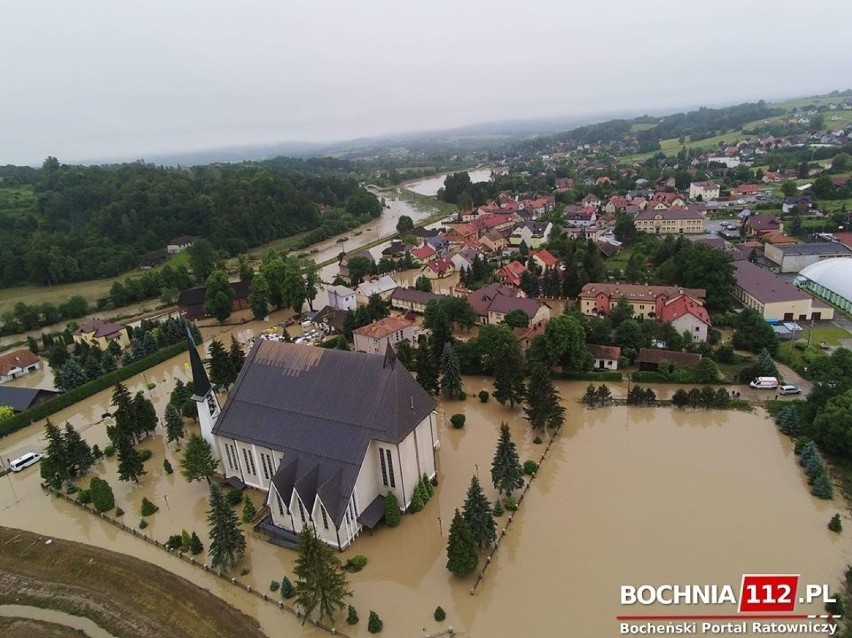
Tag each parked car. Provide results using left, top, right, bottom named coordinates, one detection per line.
left=778, top=384, right=801, bottom=395
left=749, top=376, right=779, bottom=389
left=10, top=452, right=41, bottom=472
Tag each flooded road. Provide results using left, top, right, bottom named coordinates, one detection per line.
left=406, top=169, right=494, bottom=197
left=0, top=371, right=849, bottom=637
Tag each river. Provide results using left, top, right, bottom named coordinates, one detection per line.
left=405, top=169, right=494, bottom=197
left=0, top=369, right=847, bottom=637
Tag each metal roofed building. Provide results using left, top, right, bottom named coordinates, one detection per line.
left=798, top=258, right=852, bottom=314
left=764, top=242, right=852, bottom=273
left=732, top=260, right=834, bottom=321
left=208, top=340, right=438, bottom=550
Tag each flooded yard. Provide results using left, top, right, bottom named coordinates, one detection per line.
left=0, top=367, right=849, bottom=637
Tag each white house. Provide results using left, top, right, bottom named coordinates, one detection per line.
left=201, top=340, right=438, bottom=551
left=356, top=276, right=399, bottom=305
left=328, top=285, right=356, bottom=311
left=0, top=349, right=41, bottom=384
left=509, top=221, right=553, bottom=248
left=166, top=235, right=197, bottom=254
left=688, top=181, right=720, bottom=201
left=586, top=344, right=621, bottom=370
left=353, top=316, right=415, bottom=355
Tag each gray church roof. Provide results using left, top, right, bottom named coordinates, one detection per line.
left=214, top=340, right=435, bottom=526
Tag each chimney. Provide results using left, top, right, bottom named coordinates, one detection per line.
left=410, top=396, right=414, bottom=410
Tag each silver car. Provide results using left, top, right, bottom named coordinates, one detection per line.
left=778, top=385, right=801, bottom=395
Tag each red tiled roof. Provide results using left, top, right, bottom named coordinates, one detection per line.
left=0, top=349, right=40, bottom=376
left=579, top=283, right=706, bottom=302
left=586, top=343, right=621, bottom=361
left=425, top=258, right=453, bottom=274
left=352, top=316, right=413, bottom=339
left=411, top=246, right=436, bottom=260
left=532, top=249, right=559, bottom=267
left=733, top=183, right=760, bottom=195
left=658, top=295, right=711, bottom=326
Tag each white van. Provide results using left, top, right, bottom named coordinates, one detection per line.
left=749, top=376, right=779, bottom=389
left=9, top=451, right=42, bottom=472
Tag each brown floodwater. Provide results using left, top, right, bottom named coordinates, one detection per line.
left=0, top=604, right=118, bottom=638
left=1, top=363, right=849, bottom=637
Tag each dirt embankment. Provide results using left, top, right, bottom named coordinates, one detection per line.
left=0, top=527, right=267, bottom=638
left=0, top=617, right=88, bottom=638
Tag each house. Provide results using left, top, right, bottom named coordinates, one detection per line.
left=0, top=387, right=62, bottom=413
left=688, top=181, right=720, bottom=201
left=650, top=192, right=686, bottom=208
left=582, top=194, right=602, bottom=209
left=442, top=224, right=478, bottom=244
left=732, top=183, right=760, bottom=197
left=637, top=348, right=702, bottom=371
left=166, top=235, right=197, bottom=254
left=760, top=231, right=799, bottom=247
left=421, top=258, right=454, bottom=279
left=513, top=321, right=547, bottom=349
left=480, top=229, right=507, bottom=253
left=555, top=177, right=574, bottom=191
left=73, top=319, right=130, bottom=350
left=744, top=214, right=782, bottom=236
left=657, top=295, right=712, bottom=342
left=604, top=196, right=632, bottom=214
left=762, top=172, right=784, bottom=183
left=732, top=260, right=834, bottom=321
left=207, top=340, right=438, bottom=551
left=565, top=207, right=597, bottom=226
left=497, top=261, right=527, bottom=287
left=578, top=283, right=707, bottom=321
left=466, top=283, right=550, bottom=326
left=0, top=349, right=41, bottom=384
left=313, top=306, right=348, bottom=334
left=424, top=236, right=450, bottom=254
left=509, top=221, right=553, bottom=248
left=782, top=196, right=813, bottom=215
left=339, top=251, right=376, bottom=281
left=328, top=285, right=356, bottom=311
left=410, top=245, right=436, bottom=263
left=450, top=248, right=478, bottom=273
left=355, top=276, right=398, bottom=306
left=138, top=249, right=169, bottom=269
left=389, top=288, right=448, bottom=314
left=633, top=208, right=706, bottom=235
left=587, top=344, right=621, bottom=370
left=353, top=316, right=415, bottom=355
left=177, top=281, right=251, bottom=320
left=531, top=249, right=559, bottom=271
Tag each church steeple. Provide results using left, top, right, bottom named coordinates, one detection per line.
left=187, top=327, right=211, bottom=399
left=185, top=324, right=221, bottom=459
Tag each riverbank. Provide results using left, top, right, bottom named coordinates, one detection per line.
left=0, top=526, right=267, bottom=638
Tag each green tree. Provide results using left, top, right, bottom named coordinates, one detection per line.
left=208, top=339, right=232, bottom=388
left=732, top=308, right=779, bottom=355
left=414, top=275, right=433, bottom=292
left=0, top=406, right=13, bottom=422
left=248, top=272, right=270, bottom=320
left=303, top=261, right=320, bottom=312
left=59, top=359, right=87, bottom=391
left=524, top=362, right=566, bottom=430
left=346, top=256, right=375, bottom=286
left=691, top=357, right=720, bottom=383
left=207, top=483, right=246, bottom=569
left=415, top=337, right=440, bottom=396
left=813, top=390, right=852, bottom=458
left=180, top=433, right=219, bottom=484
left=116, top=435, right=145, bottom=483
left=439, top=342, right=463, bottom=399
left=502, top=309, right=530, bottom=328
left=204, top=270, right=235, bottom=323
left=89, top=476, right=115, bottom=513
left=491, top=423, right=523, bottom=497
left=63, top=422, right=94, bottom=477
left=445, top=509, right=479, bottom=577
left=480, top=324, right=525, bottom=408
left=242, top=497, right=257, bottom=523
left=462, top=475, right=496, bottom=549
left=607, top=296, right=634, bottom=328
left=228, top=336, right=245, bottom=382
left=40, top=419, right=70, bottom=489
left=614, top=211, right=638, bottom=245
left=164, top=402, right=185, bottom=446
left=188, top=238, right=219, bottom=283
left=544, top=313, right=592, bottom=372
left=384, top=490, right=401, bottom=527
left=293, top=525, right=352, bottom=624
left=396, top=215, right=414, bottom=235
left=757, top=347, right=779, bottom=377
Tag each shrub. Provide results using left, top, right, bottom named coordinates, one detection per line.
left=533, top=435, right=542, bottom=444
left=368, top=611, right=383, bottom=633
left=492, top=499, right=504, bottom=517
left=504, top=497, right=518, bottom=511
left=458, top=391, right=467, bottom=400
left=846, top=564, right=852, bottom=583
left=166, top=534, right=183, bottom=550
left=434, top=606, right=446, bottom=621
left=89, top=476, right=115, bottom=513
left=430, top=476, right=438, bottom=487
left=346, top=605, right=359, bottom=625
left=384, top=491, right=401, bottom=527
left=91, top=444, right=103, bottom=459
left=115, top=507, right=124, bottom=517
left=104, top=444, right=116, bottom=458
left=409, top=483, right=425, bottom=513
left=139, top=519, right=148, bottom=530
left=141, top=497, right=159, bottom=517
left=163, top=459, right=174, bottom=475
left=829, top=514, right=843, bottom=533
left=240, top=566, right=250, bottom=576
left=345, top=555, right=368, bottom=573
left=77, top=489, right=92, bottom=504
left=226, top=489, right=244, bottom=506
left=478, top=390, right=489, bottom=403
left=269, top=580, right=280, bottom=592
left=64, top=480, right=78, bottom=494
left=242, top=498, right=257, bottom=523
left=181, top=529, right=192, bottom=551
left=281, top=576, right=295, bottom=599
left=138, top=449, right=153, bottom=462
left=523, top=460, right=539, bottom=475
left=189, top=532, right=204, bottom=555
left=826, top=596, right=845, bottom=617
left=421, top=473, right=434, bottom=498
left=450, top=414, right=465, bottom=429
left=147, top=382, right=156, bottom=390
left=811, top=473, right=834, bottom=500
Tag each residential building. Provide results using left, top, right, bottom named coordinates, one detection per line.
left=764, top=242, right=852, bottom=273
left=744, top=214, right=782, bottom=236
left=531, top=249, right=559, bottom=270
left=166, top=235, right=197, bottom=253
left=0, top=350, right=41, bottom=384
left=582, top=194, right=602, bottom=209
left=579, top=283, right=706, bottom=320
left=466, top=283, right=550, bottom=326
left=657, top=295, right=711, bottom=342
left=732, top=260, right=834, bottom=321
left=637, top=348, right=701, bottom=371
left=353, top=316, right=415, bottom=355
left=587, top=344, right=621, bottom=370
left=207, top=340, right=438, bottom=550
left=410, top=246, right=437, bottom=263
left=421, top=258, right=454, bottom=279
left=509, top=221, right=552, bottom=248
left=327, top=285, right=356, bottom=311
left=689, top=181, right=720, bottom=201
left=513, top=322, right=546, bottom=350
left=0, top=387, right=62, bottom=413
left=177, top=281, right=251, bottom=320
left=497, top=261, right=527, bottom=287
left=355, top=276, right=398, bottom=305
left=480, top=229, right=507, bottom=253
left=73, top=319, right=130, bottom=350
left=389, top=288, right=448, bottom=313
left=732, top=184, right=760, bottom=197
left=138, top=249, right=169, bottom=269
left=634, top=208, right=706, bottom=235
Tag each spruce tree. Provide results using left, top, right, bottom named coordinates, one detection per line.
left=131, top=391, right=157, bottom=442
left=208, top=339, right=231, bottom=388
left=524, top=362, right=566, bottom=430
left=207, top=483, right=246, bottom=569
left=248, top=272, right=271, bottom=320
left=757, top=347, right=779, bottom=378
left=228, top=336, right=245, bottom=385
left=439, top=342, right=463, bottom=399
left=242, top=497, right=257, bottom=523
left=109, top=383, right=134, bottom=445
left=445, top=509, right=479, bottom=577
left=812, top=473, right=834, bottom=500
left=116, top=434, right=145, bottom=483
left=491, top=333, right=526, bottom=408
left=63, top=422, right=94, bottom=477
left=415, top=337, right=439, bottom=396
left=384, top=490, right=401, bottom=527
left=100, top=350, right=117, bottom=374
left=462, top=475, right=496, bottom=548
left=59, top=359, right=87, bottom=391
left=164, top=402, right=185, bottom=446
left=180, top=433, right=218, bottom=484
left=491, top=423, right=523, bottom=497
left=189, top=531, right=204, bottom=555
left=293, top=525, right=352, bottom=624
left=40, top=419, right=70, bottom=489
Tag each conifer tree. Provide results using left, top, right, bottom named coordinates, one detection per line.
left=415, top=337, right=439, bottom=396
left=63, top=422, right=94, bottom=477
left=248, top=272, right=271, bottom=320
left=384, top=490, right=401, bottom=527
left=208, top=339, right=231, bottom=388
left=100, top=350, right=117, bottom=373
left=207, top=483, right=246, bottom=569
left=422, top=473, right=434, bottom=498
left=445, top=509, right=478, bottom=577
left=59, top=359, right=87, bottom=391
left=491, top=423, right=523, bottom=497
left=131, top=391, right=157, bottom=442
left=439, top=342, right=463, bottom=399
left=189, top=531, right=204, bottom=555
left=116, top=434, right=145, bottom=483
left=89, top=476, right=115, bottom=513
left=524, top=362, right=566, bottom=430
left=228, top=336, right=245, bottom=384
left=293, top=525, right=352, bottom=624
left=40, top=419, right=70, bottom=489
left=164, top=402, right=185, bottom=446
left=242, top=497, right=257, bottom=523
left=462, top=475, right=496, bottom=548
left=180, top=433, right=218, bottom=484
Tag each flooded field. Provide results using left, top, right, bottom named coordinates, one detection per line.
left=0, top=366, right=848, bottom=637
left=406, top=169, right=494, bottom=197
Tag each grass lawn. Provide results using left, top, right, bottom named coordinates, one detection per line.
left=603, top=246, right=633, bottom=275
left=807, top=325, right=850, bottom=346
left=0, top=278, right=129, bottom=315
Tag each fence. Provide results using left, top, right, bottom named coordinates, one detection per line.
left=44, top=486, right=354, bottom=638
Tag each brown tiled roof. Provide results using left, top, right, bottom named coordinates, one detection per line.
left=579, top=283, right=706, bottom=302
left=637, top=348, right=701, bottom=366
left=586, top=344, right=621, bottom=360
left=75, top=319, right=125, bottom=339
left=733, top=261, right=812, bottom=304
left=0, top=349, right=40, bottom=376
left=353, top=316, right=413, bottom=339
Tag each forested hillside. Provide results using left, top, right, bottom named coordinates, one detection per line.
left=0, top=157, right=381, bottom=287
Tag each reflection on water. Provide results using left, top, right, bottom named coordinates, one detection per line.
left=0, top=374, right=849, bottom=637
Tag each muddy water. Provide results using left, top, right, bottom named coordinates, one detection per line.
left=407, top=169, right=494, bottom=197
left=0, top=604, right=118, bottom=638
left=1, top=371, right=849, bottom=637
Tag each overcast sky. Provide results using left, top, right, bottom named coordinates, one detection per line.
left=2, top=0, right=850, bottom=165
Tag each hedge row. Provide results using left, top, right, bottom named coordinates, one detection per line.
left=0, top=341, right=189, bottom=438
left=630, top=371, right=733, bottom=385
left=553, top=371, right=623, bottom=382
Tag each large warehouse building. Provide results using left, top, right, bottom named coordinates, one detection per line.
left=797, top=258, right=852, bottom=314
